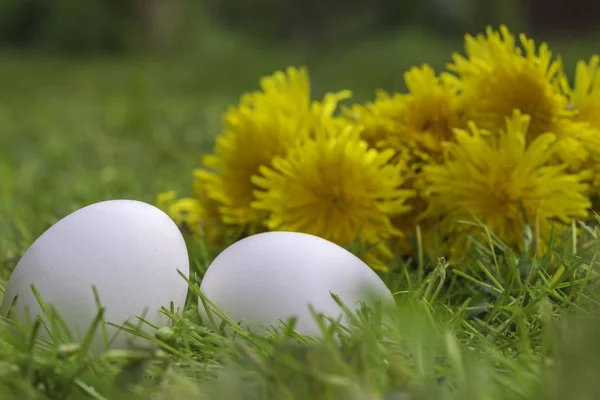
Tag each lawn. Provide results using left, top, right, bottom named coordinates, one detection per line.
left=2, top=27, right=600, bottom=399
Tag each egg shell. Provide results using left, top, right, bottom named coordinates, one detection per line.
left=0, top=199, right=190, bottom=352
left=198, top=231, right=395, bottom=336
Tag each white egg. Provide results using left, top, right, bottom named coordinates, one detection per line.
left=0, top=199, right=189, bottom=352
left=198, top=231, right=394, bottom=336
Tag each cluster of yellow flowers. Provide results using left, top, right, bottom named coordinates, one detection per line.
left=158, top=25, right=600, bottom=270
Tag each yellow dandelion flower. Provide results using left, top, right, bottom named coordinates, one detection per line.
left=344, top=65, right=460, bottom=256
left=559, top=56, right=600, bottom=189
left=156, top=181, right=240, bottom=251
left=312, top=91, right=353, bottom=123
left=445, top=25, right=594, bottom=172
left=156, top=191, right=204, bottom=236
left=251, top=122, right=415, bottom=256
left=390, top=65, right=462, bottom=157
left=422, top=111, right=590, bottom=257
left=156, top=190, right=178, bottom=210
left=361, top=242, right=396, bottom=272
left=197, top=66, right=351, bottom=228
left=346, top=64, right=461, bottom=162
left=344, top=91, right=399, bottom=151
left=191, top=171, right=245, bottom=248
left=198, top=67, right=310, bottom=226
left=446, top=25, right=567, bottom=133
left=561, top=55, right=600, bottom=129
left=246, top=67, right=311, bottom=114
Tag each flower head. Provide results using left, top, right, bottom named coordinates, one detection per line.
left=251, top=121, right=415, bottom=264
left=197, top=67, right=351, bottom=229
left=445, top=25, right=593, bottom=173
left=561, top=55, right=600, bottom=129
left=422, top=111, right=590, bottom=257
left=191, top=171, right=247, bottom=247
left=197, top=67, right=309, bottom=227
left=558, top=56, right=600, bottom=189
left=346, top=64, right=461, bottom=164
left=345, top=65, right=461, bottom=255
left=157, top=175, right=243, bottom=250
left=446, top=26, right=567, bottom=132
left=156, top=191, right=204, bottom=235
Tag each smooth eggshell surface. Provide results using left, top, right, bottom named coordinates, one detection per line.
left=0, top=199, right=190, bottom=352
left=198, top=231, right=395, bottom=336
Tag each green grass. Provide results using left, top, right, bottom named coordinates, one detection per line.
left=2, top=27, right=600, bottom=399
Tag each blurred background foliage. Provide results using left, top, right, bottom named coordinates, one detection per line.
left=1, top=0, right=597, bottom=55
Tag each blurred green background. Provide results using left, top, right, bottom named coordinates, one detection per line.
left=1, top=0, right=600, bottom=251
